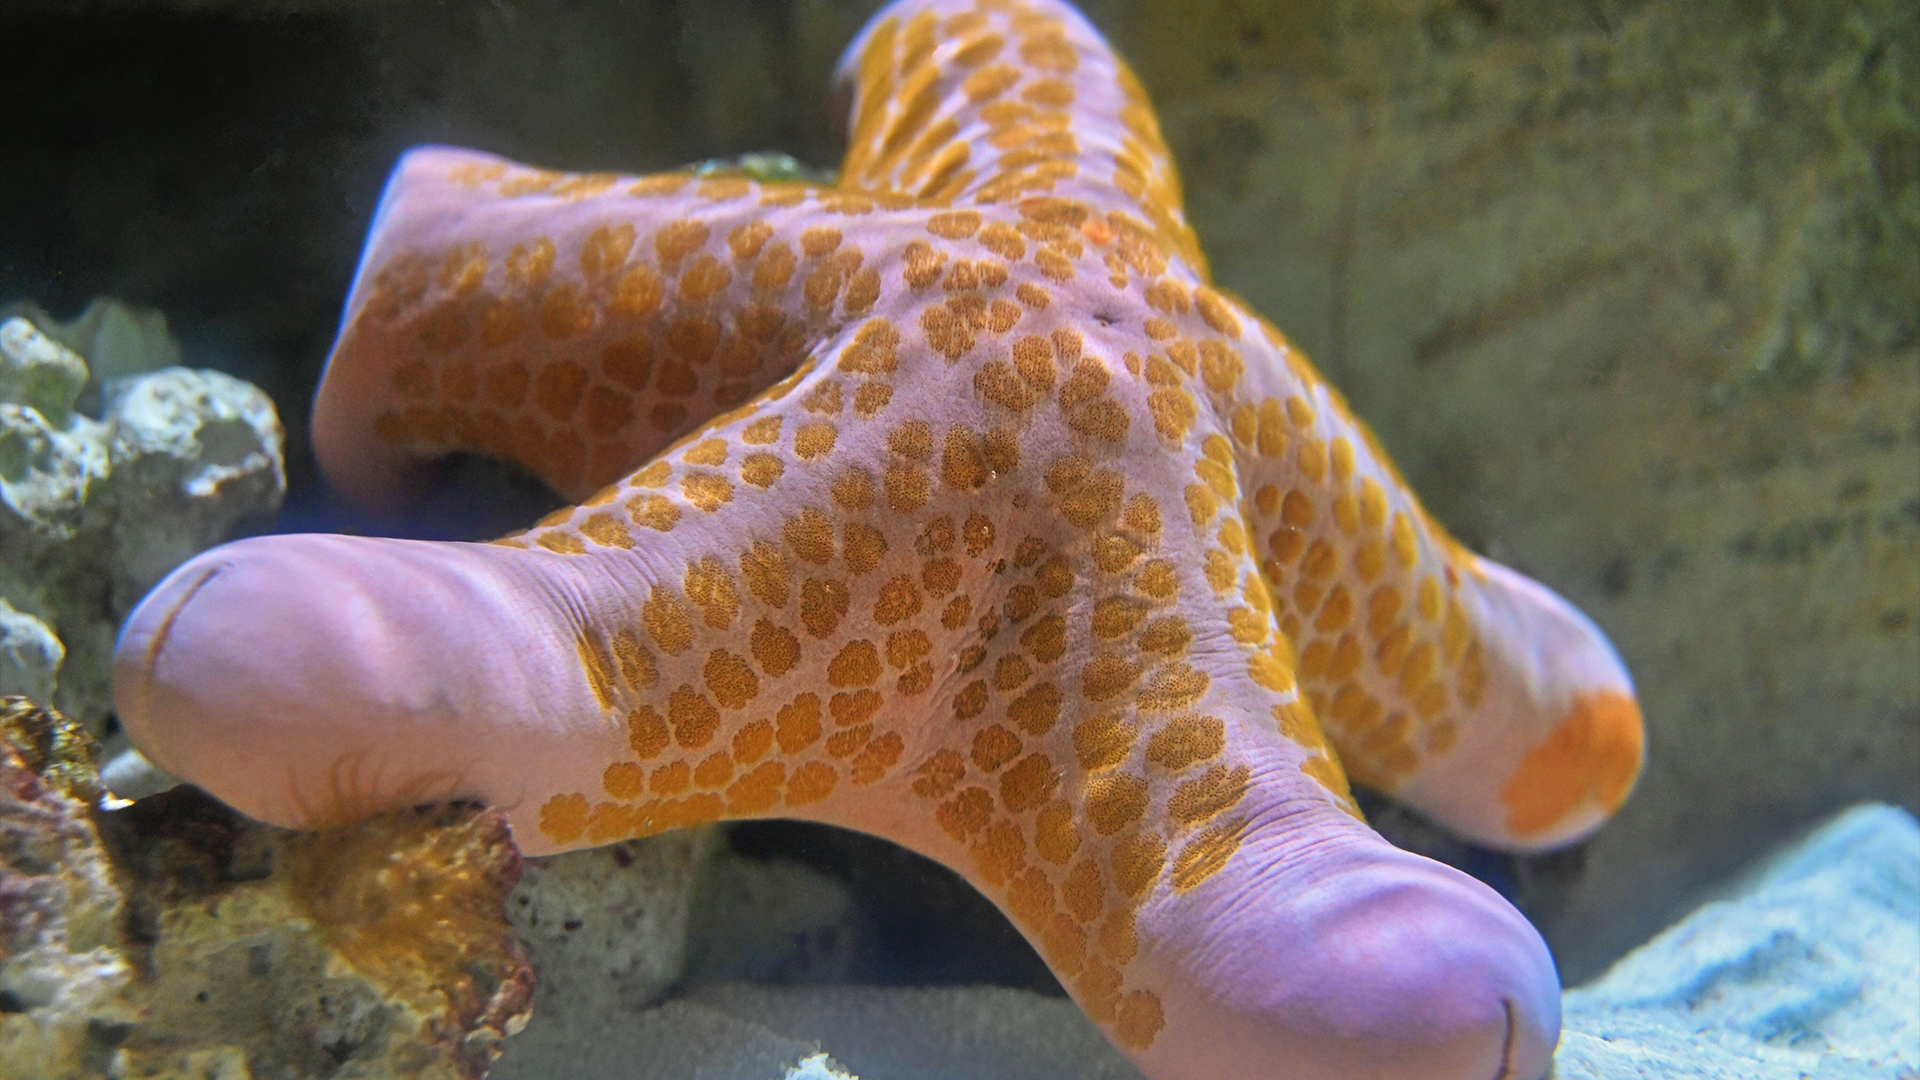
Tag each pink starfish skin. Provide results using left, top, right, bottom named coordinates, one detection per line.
left=114, top=2, right=1645, bottom=1077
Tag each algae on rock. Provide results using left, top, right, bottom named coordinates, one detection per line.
left=0, top=698, right=139, bottom=1080
left=0, top=697, right=536, bottom=1080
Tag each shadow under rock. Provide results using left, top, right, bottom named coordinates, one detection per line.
left=717, top=820, right=1065, bottom=995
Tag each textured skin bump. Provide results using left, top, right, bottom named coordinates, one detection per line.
left=114, top=2, right=1646, bottom=1077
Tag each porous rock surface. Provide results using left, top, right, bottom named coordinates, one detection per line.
left=0, top=697, right=535, bottom=1080
left=490, top=829, right=716, bottom=1080
left=1557, top=802, right=1920, bottom=1079
left=0, top=303, right=284, bottom=729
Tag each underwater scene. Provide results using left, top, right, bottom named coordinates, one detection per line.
left=2, top=0, right=1915, bottom=1077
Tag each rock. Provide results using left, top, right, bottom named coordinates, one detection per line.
left=0, top=698, right=140, bottom=1080
left=1, top=297, right=183, bottom=387
left=491, top=829, right=716, bottom=1080
left=0, top=318, right=89, bottom=425
left=100, top=366, right=284, bottom=615
left=94, top=737, right=179, bottom=803
left=108, top=792, right=534, bottom=1080
left=1558, top=803, right=1920, bottom=1079
left=113, top=1046, right=252, bottom=1080
left=0, top=600, right=63, bottom=705
left=685, top=846, right=859, bottom=986
left=782, top=1055, right=857, bottom=1080
left=0, top=696, right=535, bottom=1080
left=0, top=395, right=110, bottom=548
left=684, top=984, right=1145, bottom=1080
left=0, top=308, right=284, bottom=729
left=0, top=697, right=106, bottom=807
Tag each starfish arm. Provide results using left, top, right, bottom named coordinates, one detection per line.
left=835, top=0, right=1205, bottom=271
left=1179, top=302, right=1644, bottom=851
left=863, top=390, right=1564, bottom=1078
left=118, top=300, right=1560, bottom=1079
left=115, top=349, right=915, bottom=836
left=112, top=530, right=615, bottom=829
left=834, top=3, right=1641, bottom=852
left=315, top=145, right=904, bottom=506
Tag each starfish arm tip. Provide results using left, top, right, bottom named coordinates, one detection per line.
left=113, top=534, right=576, bottom=830
left=1138, top=838, right=1561, bottom=1080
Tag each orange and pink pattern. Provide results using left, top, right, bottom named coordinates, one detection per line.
left=115, top=3, right=1642, bottom=1077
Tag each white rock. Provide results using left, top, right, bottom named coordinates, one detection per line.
left=101, top=366, right=285, bottom=611
left=0, top=311, right=285, bottom=728
left=0, top=598, right=63, bottom=703
left=493, top=830, right=718, bottom=1080
left=0, top=402, right=109, bottom=548
left=784, top=1053, right=859, bottom=1080
left=0, top=318, right=89, bottom=425
left=1558, top=803, right=1920, bottom=1079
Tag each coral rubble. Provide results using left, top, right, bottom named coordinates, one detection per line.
left=0, top=698, right=137, bottom=1079
left=0, top=696, right=534, bottom=1080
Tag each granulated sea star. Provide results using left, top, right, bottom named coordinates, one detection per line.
left=114, top=2, right=1645, bottom=1076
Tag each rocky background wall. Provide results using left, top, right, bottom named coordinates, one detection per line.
left=3, top=0, right=1914, bottom=992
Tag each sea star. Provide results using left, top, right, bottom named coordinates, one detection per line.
left=113, top=1, right=1645, bottom=1076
